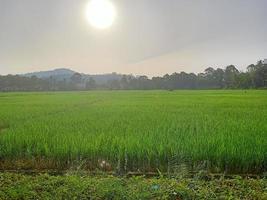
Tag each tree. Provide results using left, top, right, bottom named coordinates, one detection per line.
left=213, top=68, right=225, bottom=88
left=204, top=67, right=216, bottom=88
left=137, top=76, right=151, bottom=89
left=224, top=65, right=239, bottom=88
left=120, top=75, right=128, bottom=89
left=86, top=77, right=96, bottom=90
left=253, top=61, right=267, bottom=88
left=0, top=59, right=266, bottom=91
left=236, top=73, right=250, bottom=88
left=71, top=73, right=82, bottom=84
left=108, top=79, right=121, bottom=90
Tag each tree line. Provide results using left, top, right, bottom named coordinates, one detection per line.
left=0, top=60, right=266, bottom=91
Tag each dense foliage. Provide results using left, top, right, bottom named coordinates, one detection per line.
left=0, top=172, right=266, bottom=200
left=0, top=61, right=266, bottom=91
left=0, top=91, right=266, bottom=173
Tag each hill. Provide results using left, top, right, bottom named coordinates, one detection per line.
left=24, top=68, right=76, bottom=80
left=23, top=68, right=125, bottom=84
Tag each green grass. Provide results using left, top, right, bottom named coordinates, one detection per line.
left=0, top=90, right=266, bottom=173
left=0, top=172, right=266, bottom=200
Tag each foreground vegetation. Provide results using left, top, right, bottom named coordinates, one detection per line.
left=0, top=172, right=266, bottom=200
left=0, top=90, right=266, bottom=173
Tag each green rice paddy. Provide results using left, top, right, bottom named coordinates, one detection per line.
left=0, top=90, right=266, bottom=173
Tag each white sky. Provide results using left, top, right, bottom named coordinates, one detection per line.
left=0, top=0, right=266, bottom=76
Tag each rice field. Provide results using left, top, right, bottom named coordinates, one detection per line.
left=0, top=90, right=266, bottom=173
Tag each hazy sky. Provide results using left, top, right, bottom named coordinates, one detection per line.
left=0, top=0, right=267, bottom=76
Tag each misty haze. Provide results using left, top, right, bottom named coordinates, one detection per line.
left=0, top=1, right=266, bottom=199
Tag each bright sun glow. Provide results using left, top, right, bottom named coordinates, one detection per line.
left=86, top=0, right=116, bottom=29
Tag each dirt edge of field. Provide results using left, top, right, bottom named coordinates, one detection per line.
left=0, top=159, right=265, bottom=179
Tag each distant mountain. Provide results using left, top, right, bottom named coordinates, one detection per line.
left=24, top=68, right=76, bottom=80
left=22, top=68, right=127, bottom=84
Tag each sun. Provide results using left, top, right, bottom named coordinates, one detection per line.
left=86, top=0, right=116, bottom=29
